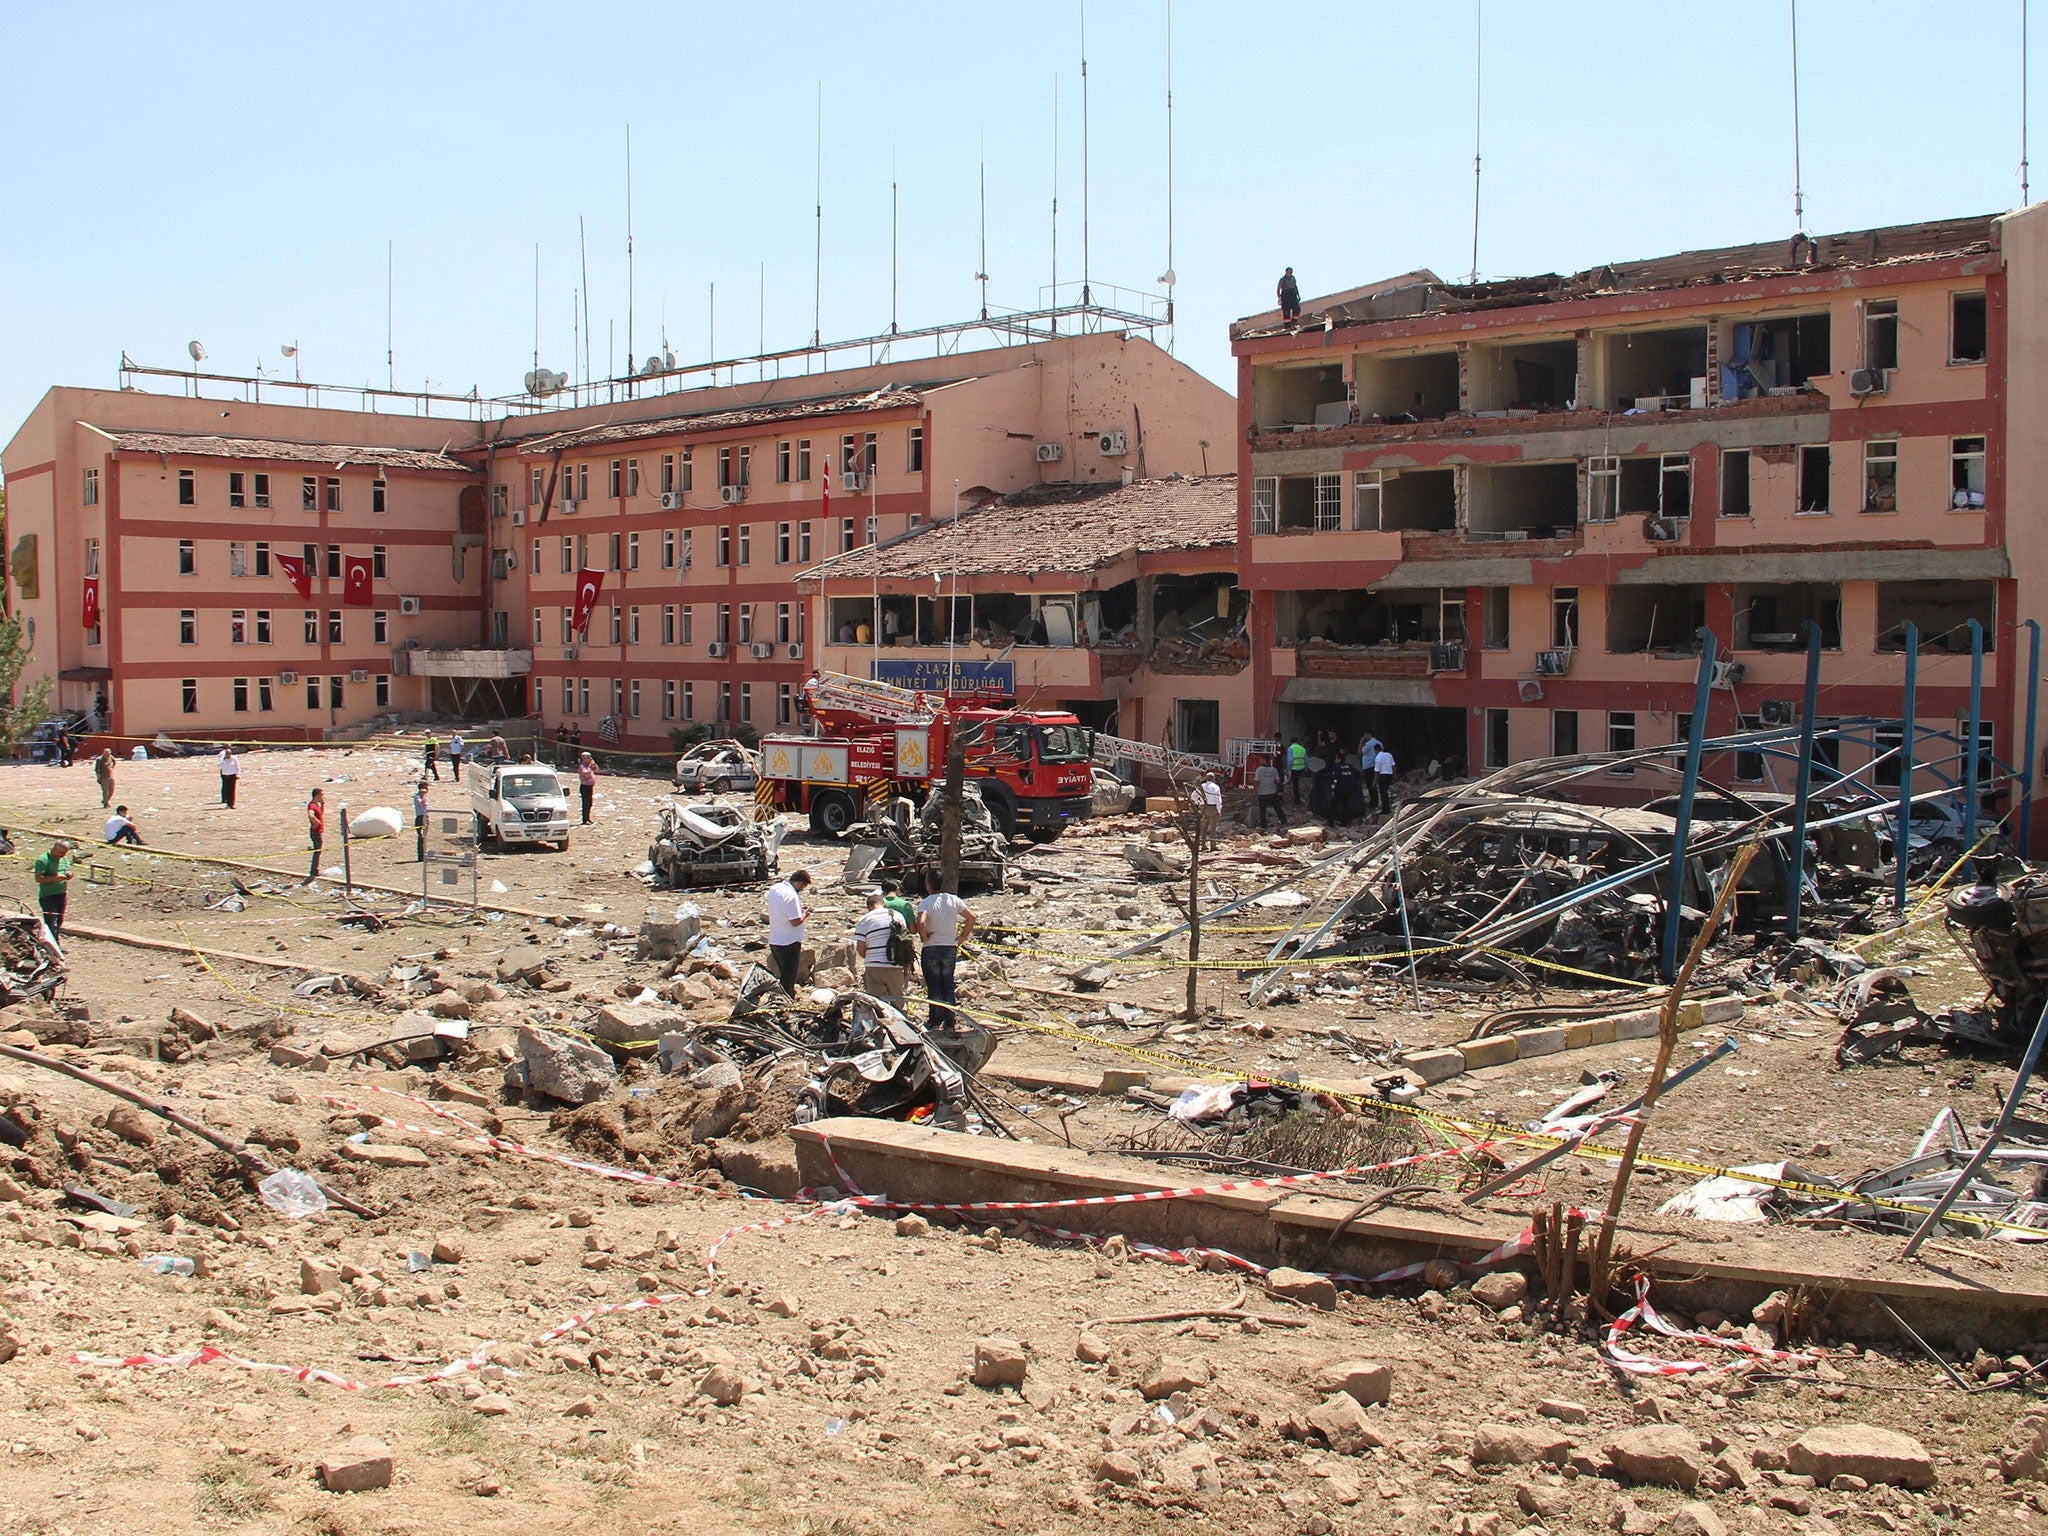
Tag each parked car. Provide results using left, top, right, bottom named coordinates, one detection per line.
left=22, top=712, right=89, bottom=764
left=672, top=743, right=759, bottom=795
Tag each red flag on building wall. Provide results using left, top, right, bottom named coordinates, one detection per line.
left=81, top=577, right=100, bottom=632
left=342, top=556, right=373, bottom=607
left=570, top=567, right=605, bottom=636
left=276, top=553, right=311, bottom=599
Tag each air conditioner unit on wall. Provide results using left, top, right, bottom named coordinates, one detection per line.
left=1097, top=430, right=1127, bottom=456
left=1760, top=699, right=1799, bottom=726
left=749, top=641, right=774, bottom=658
left=1849, top=367, right=1890, bottom=397
left=1517, top=679, right=1544, bottom=703
left=1712, top=659, right=1748, bottom=689
left=786, top=642, right=804, bottom=660
left=1535, top=649, right=1572, bottom=677
left=841, top=472, right=867, bottom=493
left=348, top=668, right=369, bottom=684
left=707, top=640, right=729, bottom=658
left=1643, top=516, right=1681, bottom=543
left=660, top=492, right=682, bottom=510
left=720, top=485, right=747, bottom=505
left=559, top=498, right=578, bottom=514
left=279, top=670, right=300, bottom=685
left=562, top=645, right=579, bottom=660
left=511, top=509, right=527, bottom=526
left=1035, top=442, right=1064, bottom=464
left=399, top=596, right=421, bottom=615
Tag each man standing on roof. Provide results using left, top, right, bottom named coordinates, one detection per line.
left=1277, top=267, right=1301, bottom=324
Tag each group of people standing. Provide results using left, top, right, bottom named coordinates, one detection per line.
left=1270, top=729, right=1400, bottom=828
left=764, top=867, right=978, bottom=1033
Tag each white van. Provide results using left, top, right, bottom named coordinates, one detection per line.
left=468, top=761, right=571, bottom=849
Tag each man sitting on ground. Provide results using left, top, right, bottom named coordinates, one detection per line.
left=104, top=805, right=143, bottom=846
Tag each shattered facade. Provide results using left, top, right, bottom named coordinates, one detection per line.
left=1234, top=210, right=2048, bottom=849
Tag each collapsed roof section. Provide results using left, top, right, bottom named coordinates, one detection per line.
left=497, top=385, right=934, bottom=456
left=796, top=474, right=1238, bottom=586
left=82, top=427, right=474, bottom=475
left=1233, top=213, right=2002, bottom=343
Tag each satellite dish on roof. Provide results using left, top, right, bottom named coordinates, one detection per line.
left=187, top=341, right=206, bottom=363
left=642, top=355, right=663, bottom=377
left=280, top=344, right=298, bottom=358
left=523, top=368, right=566, bottom=396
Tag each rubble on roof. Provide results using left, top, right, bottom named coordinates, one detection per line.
left=504, top=385, right=928, bottom=454
left=89, top=428, right=472, bottom=473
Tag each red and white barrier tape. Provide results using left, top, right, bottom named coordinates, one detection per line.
left=1603, top=1274, right=1826, bottom=1377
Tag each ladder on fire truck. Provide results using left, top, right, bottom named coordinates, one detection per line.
left=803, top=671, right=938, bottom=725
left=1091, top=733, right=1224, bottom=781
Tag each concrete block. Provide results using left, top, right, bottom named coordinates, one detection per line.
left=1099, top=1068, right=1149, bottom=1094
left=1701, top=997, right=1745, bottom=1025
left=1456, top=1035, right=1520, bottom=1071
left=1513, top=1026, right=1569, bottom=1058
left=1561, top=1020, right=1601, bottom=1051
left=1614, top=1010, right=1662, bottom=1041
left=1399, top=1046, right=1465, bottom=1084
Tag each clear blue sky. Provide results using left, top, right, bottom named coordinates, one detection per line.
left=1, top=1, right=2036, bottom=434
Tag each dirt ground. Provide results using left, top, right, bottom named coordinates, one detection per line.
left=2, top=744, right=2047, bottom=1535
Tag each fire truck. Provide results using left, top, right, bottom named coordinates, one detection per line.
left=756, top=673, right=1095, bottom=842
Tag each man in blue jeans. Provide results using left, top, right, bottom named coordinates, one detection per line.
left=914, top=877, right=977, bottom=1031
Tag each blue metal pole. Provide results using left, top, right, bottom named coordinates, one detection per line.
left=1787, top=621, right=1823, bottom=939
left=1896, top=622, right=1919, bottom=918
left=1663, top=628, right=1718, bottom=981
left=2025, top=620, right=2043, bottom=853
left=1965, top=618, right=1985, bottom=849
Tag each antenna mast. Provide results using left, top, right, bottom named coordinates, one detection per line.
left=708, top=283, right=716, bottom=381
left=759, top=263, right=767, bottom=380
left=1162, top=0, right=1176, bottom=349
left=385, top=240, right=395, bottom=389
left=813, top=82, right=824, bottom=357
left=1051, top=73, right=1060, bottom=336
left=579, top=216, right=592, bottom=394
left=2026, top=0, right=2034, bottom=205
left=976, top=132, right=990, bottom=320
left=625, top=124, right=636, bottom=397
left=1790, top=0, right=1806, bottom=232
left=891, top=149, right=900, bottom=335
left=1468, top=1, right=1482, bottom=283
left=532, top=243, right=540, bottom=386
left=1080, top=0, right=1092, bottom=310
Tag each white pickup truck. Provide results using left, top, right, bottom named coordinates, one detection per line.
left=467, top=761, right=571, bottom=849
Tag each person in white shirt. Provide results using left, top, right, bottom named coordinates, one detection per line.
left=764, top=869, right=812, bottom=994
left=851, top=889, right=908, bottom=1005
left=1373, top=746, right=1397, bottom=816
left=1197, top=774, right=1224, bottom=849
left=447, top=732, right=466, bottom=773
left=218, top=748, right=240, bottom=808
left=914, top=874, right=977, bottom=1030
left=105, top=805, right=143, bottom=846
left=1253, top=759, right=1287, bottom=829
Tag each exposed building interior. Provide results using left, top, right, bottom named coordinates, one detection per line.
left=1277, top=587, right=1465, bottom=647
left=1465, top=461, right=1577, bottom=537
left=1733, top=583, right=1843, bottom=650
left=1466, top=337, right=1577, bottom=412
left=1253, top=361, right=1347, bottom=430
left=1604, top=584, right=1709, bottom=654
left=1354, top=349, right=1459, bottom=422
left=1877, top=580, right=1997, bottom=653
left=1598, top=325, right=1710, bottom=409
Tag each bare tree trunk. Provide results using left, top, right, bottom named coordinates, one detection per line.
left=937, top=720, right=968, bottom=896
left=1173, top=779, right=1204, bottom=1021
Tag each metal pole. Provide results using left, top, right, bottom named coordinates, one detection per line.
left=1662, top=628, right=1717, bottom=980
left=1966, top=618, right=1986, bottom=849
left=1385, top=809, right=1424, bottom=1008
left=1787, top=620, right=1822, bottom=939
left=2023, top=619, right=2042, bottom=851
left=339, top=805, right=353, bottom=909
left=1896, top=622, right=1919, bottom=918
left=1902, top=996, right=2048, bottom=1256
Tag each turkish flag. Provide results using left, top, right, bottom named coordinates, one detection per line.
left=570, top=567, right=605, bottom=636
left=276, top=553, right=311, bottom=599
left=820, top=469, right=831, bottom=522
left=81, top=577, right=100, bottom=632
left=343, top=556, right=373, bottom=607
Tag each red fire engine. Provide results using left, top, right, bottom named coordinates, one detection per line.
left=756, top=673, right=1095, bottom=841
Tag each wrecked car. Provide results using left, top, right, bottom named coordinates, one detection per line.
left=649, top=800, right=776, bottom=888
left=846, top=783, right=1007, bottom=894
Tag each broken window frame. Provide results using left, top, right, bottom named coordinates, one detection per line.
left=1606, top=711, right=1637, bottom=773
left=1798, top=445, right=1831, bottom=515
left=1585, top=456, right=1620, bottom=523
left=1313, top=472, right=1343, bottom=533
left=1861, top=439, right=1899, bottom=514
left=1483, top=707, right=1510, bottom=769
left=1352, top=469, right=1383, bottom=531
left=1951, top=436, right=1987, bottom=510
left=1251, top=476, right=1278, bottom=536
left=1864, top=298, right=1900, bottom=372
left=1720, top=448, right=1752, bottom=517
left=1951, top=291, right=1989, bottom=366
left=1481, top=588, right=1510, bottom=650
left=1658, top=452, right=1692, bottom=518
left=1551, top=587, right=1579, bottom=651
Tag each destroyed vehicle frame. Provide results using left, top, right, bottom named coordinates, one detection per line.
left=648, top=800, right=775, bottom=889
